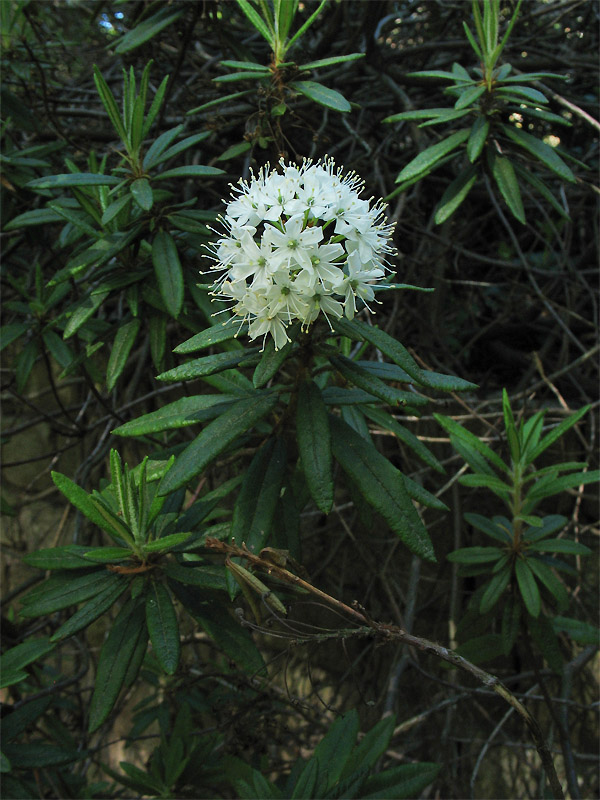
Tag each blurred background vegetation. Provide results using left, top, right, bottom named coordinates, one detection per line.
left=1, top=1, right=598, bottom=798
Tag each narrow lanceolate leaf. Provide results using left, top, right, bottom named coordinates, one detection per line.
left=296, top=382, right=333, bottom=513
left=156, top=349, right=260, bottom=382
left=362, top=762, right=441, bottom=798
left=395, top=129, right=470, bottom=183
left=174, top=321, right=249, bottom=353
left=130, top=177, right=153, bottom=211
left=330, top=355, right=410, bottom=407
left=490, top=152, right=525, bottom=224
left=23, top=545, right=98, bottom=570
left=106, top=318, right=141, bottom=391
left=290, top=81, right=351, bottom=113
left=501, top=124, right=577, bottom=182
left=526, top=558, right=569, bottom=611
left=333, top=317, right=423, bottom=384
left=300, top=53, right=365, bottom=70
left=112, top=394, right=239, bottom=437
left=146, top=581, right=179, bottom=675
left=434, top=414, right=509, bottom=474
left=50, top=575, right=128, bottom=641
left=114, top=7, right=184, bottom=53
left=529, top=405, right=590, bottom=462
left=152, top=231, right=183, bottom=318
left=434, top=164, right=478, bottom=224
left=26, top=173, right=120, bottom=189
left=88, top=600, right=147, bottom=732
left=330, top=416, right=435, bottom=562
left=231, top=437, right=287, bottom=552
left=362, top=406, right=444, bottom=472
left=515, top=558, right=541, bottom=617
left=63, top=290, right=110, bottom=339
left=480, top=567, right=511, bottom=614
left=253, top=329, right=298, bottom=388
left=0, top=638, right=55, bottom=673
left=527, top=538, right=592, bottom=556
left=158, top=394, right=277, bottom=495
left=143, top=532, right=193, bottom=552
left=51, top=471, right=123, bottom=538
left=235, top=0, right=274, bottom=45
left=154, top=165, right=224, bottom=180
left=20, top=570, right=116, bottom=617
left=467, top=116, right=489, bottom=162
left=313, top=710, right=359, bottom=788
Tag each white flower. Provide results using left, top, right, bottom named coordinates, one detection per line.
left=206, top=158, right=395, bottom=348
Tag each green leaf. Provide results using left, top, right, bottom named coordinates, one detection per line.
left=402, top=475, right=448, bottom=510
left=231, top=437, right=286, bottom=552
left=552, top=616, right=600, bottom=646
left=467, top=116, right=489, bottom=162
left=115, top=7, right=184, bottom=53
left=513, top=164, right=570, bottom=220
left=362, top=406, right=444, bottom=473
left=50, top=576, right=128, bottom=642
left=156, top=349, right=260, bottom=382
left=502, top=388, right=520, bottom=462
left=330, top=355, right=411, bottom=407
left=501, top=124, right=576, bottom=182
left=496, top=85, right=548, bottom=104
left=525, top=469, right=599, bottom=503
left=529, top=405, right=590, bottom=461
left=143, top=532, right=193, bottom=553
left=23, top=544, right=98, bottom=570
left=253, top=331, right=297, bottom=388
left=20, top=570, right=117, bottom=617
left=332, top=317, right=422, bottom=383
left=164, top=563, right=227, bottom=591
left=88, top=599, right=147, bottom=732
left=526, top=558, right=568, bottom=611
left=464, top=513, right=511, bottom=542
left=490, top=151, right=525, bottom=224
left=142, top=75, right=170, bottom=138
left=313, top=709, right=358, bottom=789
left=383, top=108, right=456, bottom=123
left=522, top=514, right=567, bottom=542
left=479, top=566, right=512, bottom=614
left=26, top=173, right=119, bottom=189
left=174, top=321, right=249, bottom=353
left=342, top=714, right=395, bottom=779
left=290, top=81, right=351, bottom=112
left=527, top=613, right=563, bottom=673
left=300, top=53, right=365, bottom=70
left=434, top=164, right=478, bottom=224
left=296, top=382, right=333, bottom=513
left=235, top=0, right=274, bottom=46
left=154, top=165, right=224, bottom=180
left=214, top=71, right=270, bottom=83
left=4, top=208, right=66, bottom=230
left=130, top=177, right=153, bottom=211
left=527, top=538, right=592, bottom=556
left=395, top=129, right=470, bottom=183
left=63, top=289, right=110, bottom=339
left=112, top=394, right=239, bottom=437
left=455, top=84, right=485, bottom=109
left=219, top=59, right=270, bottom=71
left=459, top=473, right=512, bottom=498
left=106, top=318, right=141, bottom=391
left=405, top=70, right=458, bottom=80
left=447, top=546, right=504, bottom=564
left=434, top=414, right=509, bottom=474
left=158, top=394, right=277, bottom=495
left=146, top=581, right=179, bottom=674
left=152, top=231, right=184, bottom=318
left=217, top=141, right=253, bottom=161
left=15, top=339, right=37, bottom=393
left=172, top=581, right=265, bottom=674
left=290, top=758, right=319, bottom=799
left=330, top=416, right=435, bottom=561
left=142, top=124, right=184, bottom=170
left=1, top=743, right=83, bottom=769
left=0, top=637, right=55, bottom=672
left=515, top=558, right=541, bottom=617
left=362, top=762, right=440, bottom=799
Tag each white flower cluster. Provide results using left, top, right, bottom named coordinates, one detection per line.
left=206, top=158, right=395, bottom=349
